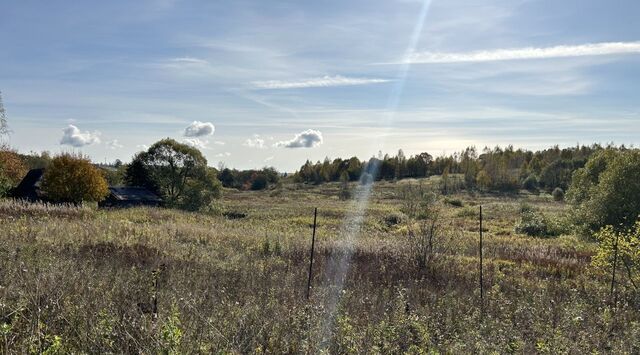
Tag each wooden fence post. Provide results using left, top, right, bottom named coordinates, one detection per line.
left=479, top=205, right=484, bottom=313
left=306, top=207, right=318, bottom=300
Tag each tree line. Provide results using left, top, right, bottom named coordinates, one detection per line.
left=0, top=138, right=281, bottom=211
left=293, top=144, right=618, bottom=193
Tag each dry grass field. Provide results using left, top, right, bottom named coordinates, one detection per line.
left=1, top=178, right=638, bottom=353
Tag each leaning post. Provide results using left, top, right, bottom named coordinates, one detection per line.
left=306, top=207, right=318, bottom=300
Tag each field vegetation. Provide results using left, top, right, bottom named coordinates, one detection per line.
left=1, top=177, right=639, bottom=353
left=1, top=127, right=640, bottom=352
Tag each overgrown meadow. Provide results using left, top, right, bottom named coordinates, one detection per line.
left=1, top=177, right=639, bottom=353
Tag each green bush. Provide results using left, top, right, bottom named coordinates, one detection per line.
left=179, top=170, right=222, bottom=212
left=338, top=171, right=351, bottom=200
left=383, top=211, right=406, bottom=228
left=515, top=209, right=552, bottom=237
left=0, top=172, right=13, bottom=197
left=552, top=187, right=564, bottom=201
left=567, top=149, right=640, bottom=234
left=592, top=222, right=640, bottom=294
left=250, top=174, right=268, bottom=190
left=522, top=174, right=538, bottom=191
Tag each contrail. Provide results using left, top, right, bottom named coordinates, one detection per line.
left=318, top=0, right=433, bottom=348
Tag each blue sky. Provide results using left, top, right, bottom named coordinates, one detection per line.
left=1, top=0, right=639, bottom=171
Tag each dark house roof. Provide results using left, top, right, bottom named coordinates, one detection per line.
left=11, top=168, right=45, bottom=200
left=12, top=169, right=162, bottom=207
left=107, top=187, right=162, bottom=203
left=99, top=186, right=162, bottom=208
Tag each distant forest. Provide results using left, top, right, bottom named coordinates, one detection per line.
left=293, top=144, right=629, bottom=193
left=4, top=143, right=634, bottom=196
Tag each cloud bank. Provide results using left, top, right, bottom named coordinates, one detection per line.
left=252, top=75, right=390, bottom=89
left=403, top=41, right=640, bottom=64
left=184, top=121, right=215, bottom=137
left=275, top=129, right=323, bottom=148
left=60, top=125, right=100, bottom=147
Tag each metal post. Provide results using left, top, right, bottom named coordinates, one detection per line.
left=152, top=270, right=158, bottom=321
left=480, top=205, right=484, bottom=306
left=306, top=207, right=318, bottom=300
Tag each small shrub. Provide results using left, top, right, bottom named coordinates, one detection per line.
left=223, top=211, right=247, bottom=219
left=455, top=206, right=477, bottom=218
left=160, top=306, right=183, bottom=354
left=546, top=213, right=572, bottom=236
left=273, top=238, right=282, bottom=255
left=405, top=206, right=450, bottom=269
left=269, top=183, right=284, bottom=197
left=202, top=199, right=225, bottom=216
left=515, top=209, right=552, bottom=237
left=250, top=174, right=268, bottom=190
left=444, top=197, right=463, bottom=207
left=261, top=238, right=271, bottom=256
left=522, top=174, right=539, bottom=191
left=339, top=188, right=352, bottom=200
left=519, top=202, right=535, bottom=214
left=179, top=171, right=222, bottom=211
left=338, top=171, right=352, bottom=200
left=592, top=222, right=640, bottom=293
left=383, top=212, right=406, bottom=228
left=398, top=183, right=436, bottom=219
left=552, top=187, right=564, bottom=201
left=0, top=173, right=14, bottom=197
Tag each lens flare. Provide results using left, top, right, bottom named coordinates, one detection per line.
left=319, top=0, right=433, bottom=347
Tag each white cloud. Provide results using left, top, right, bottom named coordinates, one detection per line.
left=170, top=57, right=209, bottom=65
left=106, top=139, right=123, bottom=150
left=184, top=120, right=215, bottom=137
left=136, top=144, right=149, bottom=151
left=252, top=75, right=390, bottom=89
left=264, top=156, right=274, bottom=162
left=182, top=138, right=209, bottom=149
left=155, top=57, right=214, bottom=76
left=60, top=125, right=100, bottom=147
left=215, top=152, right=231, bottom=157
left=213, top=141, right=225, bottom=145
left=402, top=41, right=640, bottom=64
left=244, top=134, right=266, bottom=149
left=160, top=57, right=210, bottom=69
left=275, top=129, right=323, bottom=148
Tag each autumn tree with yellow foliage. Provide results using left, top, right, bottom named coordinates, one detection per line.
left=41, top=153, right=109, bottom=204
left=0, top=145, right=28, bottom=196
